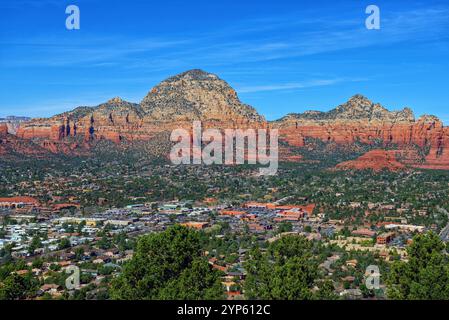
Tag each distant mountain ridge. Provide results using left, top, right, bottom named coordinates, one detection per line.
left=276, top=94, right=415, bottom=124
left=0, top=116, right=31, bottom=122
left=4, top=69, right=449, bottom=171
left=55, top=98, right=143, bottom=120
left=48, top=69, right=264, bottom=124
left=18, top=70, right=439, bottom=126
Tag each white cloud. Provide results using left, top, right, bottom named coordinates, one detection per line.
left=237, top=78, right=365, bottom=93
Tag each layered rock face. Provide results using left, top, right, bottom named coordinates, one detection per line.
left=16, top=98, right=145, bottom=143
left=0, top=123, right=8, bottom=136
left=278, top=117, right=444, bottom=148
left=16, top=70, right=267, bottom=150
left=12, top=71, right=449, bottom=170
left=274, top=96, right=449, bottom=169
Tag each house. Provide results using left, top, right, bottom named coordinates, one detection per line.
left=247, top=223, right=265, bottom=232
left=277, top=208, right=305, bottom=221
left=244, top=202, right=276, bottom=210
left=377, top=232, right=395, bottom=245
left=105, top=219, right=131, bottom=226
left=0, top=196, right=40, bottom=209
left=341, top=276, right=355, bottom=283
left=104, top=248, right=120, bottom=257
left=340, top=289, right=363, bottom=300
left=276, top=204, right=316, bottom=216
left=220, top=210, right=246, bottom=216
left=211, top=264, right=228, bottom=272
left=38, top=284, right=62, bottom=297
left=203, top=197, right=217, bottom=204
left=180, top=222, right=209, bottom=230
left=59, top=261, right=72, bottom=267
left=345, top=259, right=358, bottom=268
left=14, top=270, right=30, bottom=276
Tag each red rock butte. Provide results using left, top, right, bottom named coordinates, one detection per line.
left=336, top=150, right=405, bottom=172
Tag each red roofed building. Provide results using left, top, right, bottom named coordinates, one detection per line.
left=277, top=204, right=316, bottom=216
left=220, top=210, right=246, bottom=216
left=275, top=205, right=296, bottom=210
left=241, top=214, right=257, bottom=222
left=180, top=222, right=209, bottom=230
left=352, top=229, right=376, bottom=238
left=244, top=202, right=276, bottom=210
left=377, top=232, right=395, bottom=245
left=277, top=209, right=305, bottom=221
left=299, top=204, right=316, bottom=216
left=0, top=196, right=40, bottom=209
left=210, top=263, right=228, bottom=272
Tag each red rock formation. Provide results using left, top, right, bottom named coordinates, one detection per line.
left=277, top=115, right=449, bottom=168
left=0, top=123, right=8, bottom=136
left=0, top=133, right=56, bottom=159
left=278, top=120, right=441, bottom=148
left=336, top=150, right=405, bottom=171
left=15, top=103, right=449, bottom=169
left=9, top=71, right=449, bottom=171
left=415, top=126, right=449, bottom=170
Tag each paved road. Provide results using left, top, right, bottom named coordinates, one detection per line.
left=438, top=207, right=449, bottom=242
left=440, top=225, right=449, bottom=242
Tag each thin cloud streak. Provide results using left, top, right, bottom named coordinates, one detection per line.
left=2, top=6, right=448, bottom=70
left=237, top=79, right=357, bottom=93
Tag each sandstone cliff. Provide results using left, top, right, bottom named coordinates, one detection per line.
left=16, top=70, right=267, bottom=149
left=0, top=123, right=8, bottom=136
left=276, top=94, right=414, bottom=124
left=275, top=96, right=449, bottom=170
left=11, top=71, right=449, bottom=170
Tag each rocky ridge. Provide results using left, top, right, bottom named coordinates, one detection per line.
left=9, top=70, right=449, bottom=170
left=276, top=94, right=414, bottom=124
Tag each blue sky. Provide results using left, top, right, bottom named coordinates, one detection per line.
left=0, top=0, right=448, bottom=122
